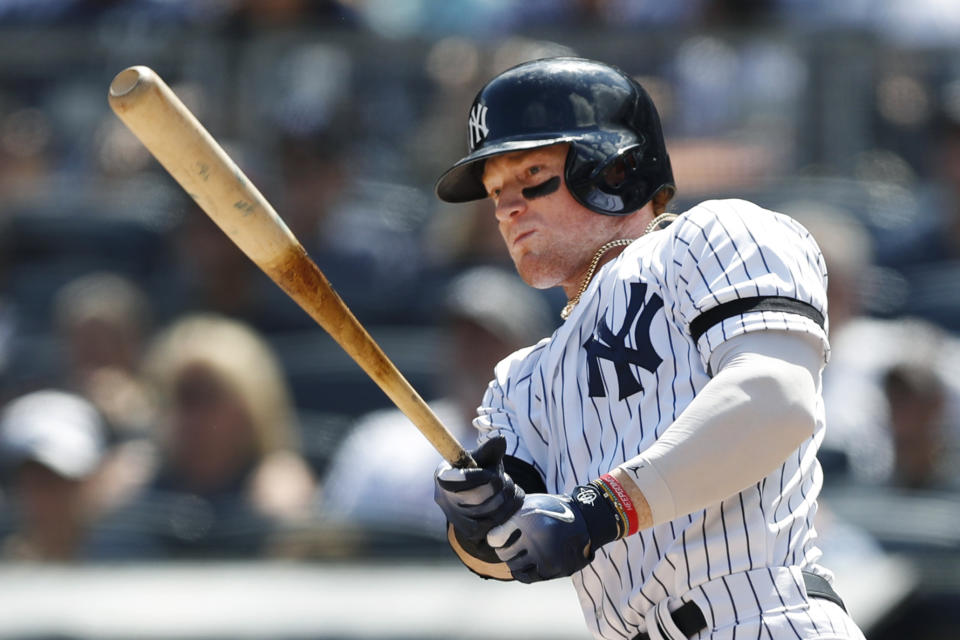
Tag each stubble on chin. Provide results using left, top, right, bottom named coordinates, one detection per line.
left=509, top=250, right=546, bottom=289
left=512, top=251, right=574, bottom=292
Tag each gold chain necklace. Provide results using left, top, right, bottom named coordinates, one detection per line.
left=559, top=213, right=677, bottom=320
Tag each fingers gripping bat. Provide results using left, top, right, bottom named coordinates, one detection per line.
left=108, top=66, right=475, bottom=469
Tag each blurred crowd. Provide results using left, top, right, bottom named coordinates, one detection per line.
left=1, top=1, right=960, bottom=638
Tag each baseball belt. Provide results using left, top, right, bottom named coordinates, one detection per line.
left=632, top=570, right=846, bottom=640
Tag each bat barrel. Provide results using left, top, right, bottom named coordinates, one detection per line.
left=108, top=65, right=298, bottom=268
left=108, top=66, right=476, bottom=469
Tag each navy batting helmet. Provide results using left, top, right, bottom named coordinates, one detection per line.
left=435, top=57, right=675, bottom=216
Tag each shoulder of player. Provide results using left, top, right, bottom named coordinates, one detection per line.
left=491, top=337, right=550, bottom=386
left=614, top=199, right=771, bottom=267
left=672, top=198, right=769, bottom=229
left=664, top=198, right=807, bottom=247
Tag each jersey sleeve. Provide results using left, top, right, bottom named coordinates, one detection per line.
left=473, top=343, right=549, bottom=479
left=664, top=199, right=830, bottom=372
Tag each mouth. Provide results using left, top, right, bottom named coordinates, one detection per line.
left=513, top=229, right=536, bottom=246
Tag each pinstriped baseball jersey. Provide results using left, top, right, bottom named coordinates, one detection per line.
left=474, top=199, right=832, bottom=640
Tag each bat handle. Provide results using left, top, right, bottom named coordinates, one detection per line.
left=454, top=451, right=477, bottom=469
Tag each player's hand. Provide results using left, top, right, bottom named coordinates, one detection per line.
left=434, top=436, right=524, bottom=543
left=485, top=485, right=622, bottom=583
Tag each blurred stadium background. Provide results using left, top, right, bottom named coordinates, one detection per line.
left=0, top=1, right=959, bottom=638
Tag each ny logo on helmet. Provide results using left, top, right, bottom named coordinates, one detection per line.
left=468, top=103, right=489, bottom=150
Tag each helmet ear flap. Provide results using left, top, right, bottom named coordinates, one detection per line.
left=565, top=144, right=649, bottom=216
left=599, top=147, right=643, bottom=190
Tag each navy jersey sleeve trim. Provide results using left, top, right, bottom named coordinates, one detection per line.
left=689, top=296, right=825, bottom=344
left=504, top=455, right=548, bottom=493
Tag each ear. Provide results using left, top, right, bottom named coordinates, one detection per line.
left=651, top=186, right=676, bottom=214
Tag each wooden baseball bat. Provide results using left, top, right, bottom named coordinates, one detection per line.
left=108, top=65, right=475, bottom=469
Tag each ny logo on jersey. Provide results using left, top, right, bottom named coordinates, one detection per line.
left=468, top=103, right=489, bottom=150
left=583, top=281, right=664, bottom=400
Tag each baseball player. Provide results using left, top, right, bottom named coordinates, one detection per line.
left=432, top=58, right=867, bottom=640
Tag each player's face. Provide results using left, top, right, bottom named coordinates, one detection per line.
left=481, top=144, right=626, bottom=296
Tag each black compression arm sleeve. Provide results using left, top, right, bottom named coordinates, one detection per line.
left=503, top=455, right=547, bottom=494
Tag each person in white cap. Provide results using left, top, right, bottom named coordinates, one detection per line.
left=0, top=389, right=106, bottom=561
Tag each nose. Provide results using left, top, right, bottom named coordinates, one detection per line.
left=494, top=185, right=527, bottom=222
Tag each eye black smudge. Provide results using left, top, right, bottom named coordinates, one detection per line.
left=522, top=176, right=560, bottom=200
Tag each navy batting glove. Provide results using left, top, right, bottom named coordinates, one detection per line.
left=434, top=436, right=525, bottom=543
left=485, top=485, right=622, bottom=583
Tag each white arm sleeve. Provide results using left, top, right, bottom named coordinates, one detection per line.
left=622, top=329, right=824, bottom=527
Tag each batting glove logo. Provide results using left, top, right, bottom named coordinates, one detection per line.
left=525, top=501, right=576, bottom=523
left=575, top=486, right=599, bottom=506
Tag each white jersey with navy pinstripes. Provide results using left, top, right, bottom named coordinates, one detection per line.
left=474, top=199, right=833, bottom=640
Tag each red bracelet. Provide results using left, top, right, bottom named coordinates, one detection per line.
left=597, top=473, right=640, bottom=537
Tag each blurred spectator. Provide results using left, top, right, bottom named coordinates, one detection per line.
left=0, top=389, right=105, bottom=561
left=54, top=272, right=155, bottom=434
left=88, top=313, right=314, bottom=559
left=168, top=202, right=276, bottom=329
left=52, top=272, right=158, bottom=521
left=0, top=102, right=54, bottom=202
left=834, top=318, right=960, bottom=484
left=55, top=271, right=147, bottom=379
left=305, top=180, right=435, bottom=325
left=320, top=266, right=554, bottom=546
left=883, top=362, right=953, bottom=490
left=881, top=111, right=960, bottom=331
left=786, top=202, right=960, bottom=487
left=275, top=133, right=424, bottom=327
